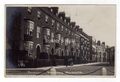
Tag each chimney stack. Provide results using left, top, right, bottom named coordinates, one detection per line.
left=65, top=17, right=71, bottom=24
left=70, top=22, right=76, bottom=27
left=75, top=25, right=79, bottom=30
left=97, top=40, right=101, bottom=45
left=50, top=7, right=58, bottom=15
left=79, top=28, right=83, bottom=32
left=102, top=42, right=105, bottom=45
left=58, top=12, right=65, bottom=20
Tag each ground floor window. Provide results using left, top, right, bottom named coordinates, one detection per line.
left=24, top=41, right=34, bottom=56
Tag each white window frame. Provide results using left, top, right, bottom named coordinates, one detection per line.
left=57, top=23, right=59, bottom=27
left=24, top=41, right=34, bottom=54
left=37, top=26, right=41, bottom=38
left=51, top=9, right=53, bottom=12
left=27, top=7, right=32, bottom=13
left=46, top=29, right=50, bottom=36
left=51, top=32, right=54, bottom=42
left=61, top=37, right=64, bottom=44
left=29, top=21, right=34, bottom=31
left=57, top=23, right=59, bottom=30
left=64, top=19, right=66, bottom=22
left=58, top=34, right=61, bottom=41
left=61, top=26, right=63, bottom=31
left=26, top=20, right=34, bottom=36
left=37, top=11, right=41, bottom=18
left=52, top=20, right=55, bottom=26
left=45, top=15, right=48, bottom=22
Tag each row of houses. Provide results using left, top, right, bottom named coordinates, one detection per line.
left=6, top=7, right=115, bottom=68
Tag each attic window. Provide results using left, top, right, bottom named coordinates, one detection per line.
left=57, top=23, right=59, bottom=27
left=61, top=26, right=63, bottom=31
left=51, top=9, right=53, bottom=12
left=37, top=11, right=41, bottom=18
left=64, top=19, right=66, bottom=22
left=26, top=20, right=34, bottom=36
left=52, top=20, right=55, bottom=26
left=45, top=15, right=48, bottom=22
left=27, top=7, right=32, bottom=13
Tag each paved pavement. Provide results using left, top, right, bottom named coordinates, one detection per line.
left=6, top=62, right=115, bottom=76
left=55, top=65, right=114, bottom=75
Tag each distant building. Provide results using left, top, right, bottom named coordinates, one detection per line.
left=92, top=40, right=109, bottom=62
left=92, top=40, right=97, bottom=62
left=106, top=46, right=115, bottom=65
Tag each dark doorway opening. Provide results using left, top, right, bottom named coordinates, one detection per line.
left=36, top=45, right=41, bottom=58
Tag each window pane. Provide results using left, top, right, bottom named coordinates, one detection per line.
left=24, top=42, right=29, bottom=50
left=37, top=33, right=39, bottom=38
left=58, top=34, right=61, bottom=40
left=61, top=37, right=64, bottom=44
left=24, top=41, right=34, bottom=52
left=37, top=11, right=41, bottom=18
left=57, top=23, right=59, bottom=27
left=45, top=15, right=48, bottom=22
left=52, top=20, right=55, bottom=26
left=37, top=26, right=40, bottom=33
left=61, top=26, right=63, bottom=31
left=46, top=29, right=50, bottom=35
left=29, top=21, right=34, bottom=31
left=27, top=7, right=32, bottom=13
left=29, top=41, right=34, bottom=50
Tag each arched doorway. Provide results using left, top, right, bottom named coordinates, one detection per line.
left=36, top=45, right=41, bottom=58
left=36, top=45, right=41, bottom=67
left=51, top=48, right=54, bottom=55
left=61, top=50, right=64, bottom=57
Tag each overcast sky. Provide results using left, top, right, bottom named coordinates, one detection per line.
left=56, top=5, right=116, bottom=47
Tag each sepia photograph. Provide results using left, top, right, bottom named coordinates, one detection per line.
left=5, top=4, right=116, bottom=77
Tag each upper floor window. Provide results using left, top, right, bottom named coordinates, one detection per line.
left=68, top=30, right=71, bottom=35
left=58, top=34, right=61, bottom=41
left=51, top=32, right=54, bottom=42
left=27, top=7, right=32, bottom=13
left=46, top=29, right=50, bottom=36
left=37, top=11, right=41, bottom=18
left=65, top=38, right=70, bottom=45
left=45, top=15, right=48, bottom=22
left=51, top=32, right=54, bottom=38
left=29, top=21, right=34, bottom=31
left=64, top=19, right=66, bottom=22
left=52, top=20, right=55, bottom=26
left=72, top=39, right=75, bottom=44
left=81, top=38, right=84, bottom=42
left=61, top=36, right=64, bottom=44
left=57, top=23, right=60, bottom=30
left=36, top=26, right=41, bottom=38
left=65, top=28, right=67, bottom=33
left=50, top=8, right=53, bottom=12
left=26, top=20, right=34, bottom=36
left=55, top=33, right=61, bottom=42
left=61, top=26, right=63, bottom=31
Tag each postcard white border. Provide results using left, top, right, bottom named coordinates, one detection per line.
left=0, top=0, right=120, bottom=82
